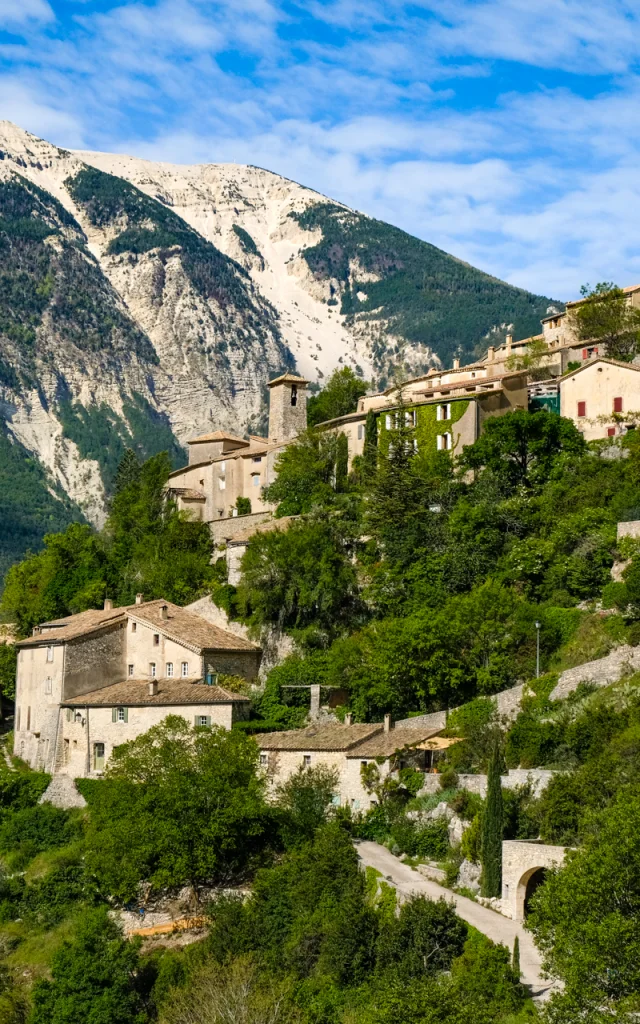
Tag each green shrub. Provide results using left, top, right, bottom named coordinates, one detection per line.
left=439, top=768, right=459, bottom=791
left=446, top=698, right=495, bottom=738
left=0, top=804, right=83, bottom=855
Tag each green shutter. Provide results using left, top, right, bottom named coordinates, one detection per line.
left=194, top=715, right=199, bottom=728
left=112, top=707, right=117, bottom=723
left=123, top=707, right=128, bottom=723
left=206, top=716, right=211, bottom=727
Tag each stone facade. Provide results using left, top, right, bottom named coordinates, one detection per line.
left=618, top=519, right=640, bottom=540
left=501, top=840, right=567, bottom=921
left=267, top=374, right=309, bottom=443
left=260, top=746, right=393, bottom=811
left=14, top=598, right=258, bottom=777
left=559, top=358, right=640, bottom=442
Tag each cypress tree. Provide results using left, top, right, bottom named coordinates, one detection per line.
left=363, top=409, right=378, bottom=479
left=512, top=935, right=520, bottom=977
left=481, top=738, right=503, bottom=898
left=335, top=432, right=349, bottom=492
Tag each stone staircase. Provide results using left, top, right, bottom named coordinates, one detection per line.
left=39, top=775, right=87, bottom=809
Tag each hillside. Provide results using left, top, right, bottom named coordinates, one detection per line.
left=0, top=121, right=559, bottom=580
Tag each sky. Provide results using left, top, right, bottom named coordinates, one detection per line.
left=1, top=0, right=640, bottom=301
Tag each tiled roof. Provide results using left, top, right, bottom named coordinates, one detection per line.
left=258, top=723, right=382, bottom=751
left=63, top=679, right=250, bottom=707
left=17, top=599, right=261, bottom=654
left=188, top=431, right=248, bottom=446
left=560, top=357, right=640, bottom=380
left=16, top=607, right=125, bottom=646
left=267, top=373, right=309, bottom=387
left=130, top=600, right=260, bottom=653
left=345, top=726, right=441, bottom=757
left=178, top=489, right=206, bottom=500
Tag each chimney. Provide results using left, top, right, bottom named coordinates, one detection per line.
left=505, top=333, right=513, bottom=355
left=149, top=680, right=158, bottom=696
left=160, top=604, right=168, bottom=620
left=383, top=713, right=391, bottom=733
left=487, top=346, right=495, bottom=362
left=453, top=358, right=460, bottom=370
left=135, top=593, right=144, bottom=605
left=104, top=598, right=113, bottom=611
left=344, top=712, right=353, bottom=726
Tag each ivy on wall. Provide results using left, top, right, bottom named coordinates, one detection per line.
left=377, top=399, right=471, bottom=458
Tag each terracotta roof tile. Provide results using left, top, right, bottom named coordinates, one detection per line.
left=267, top=373, right=309, bottom=387
left=63, top=679, right=250, bottom=707
left=258, top=723, right=382, bottom=751
left=17, top=599, right=260, bottom=654
left=130, top=600, right=260, bottom=653
left=188, top=431, right=248, bottom=445
left=345, top=726, right=442, bottom=757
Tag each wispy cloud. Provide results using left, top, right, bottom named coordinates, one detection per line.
left=0, top=0, right=639, bottom=299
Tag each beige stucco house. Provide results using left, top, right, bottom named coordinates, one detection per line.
left=559, top=358, right=640, bottom=441
left=258, top=717, right=445, bottom=811
left=14, top=596, right=259, bottom=777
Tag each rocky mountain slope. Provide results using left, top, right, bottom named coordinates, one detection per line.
left=0, top=121, right=560, bottom=581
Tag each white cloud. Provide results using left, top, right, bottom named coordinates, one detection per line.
left=0, top=0, right=53, bottom=28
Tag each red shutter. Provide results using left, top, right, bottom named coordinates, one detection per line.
left=577, top=401, right=586, bottom=417
left=582, top=349, right=587, bottom=359
left=614, top=397, right=623, bottom=413
left=608, top=427, right=616, bottom=437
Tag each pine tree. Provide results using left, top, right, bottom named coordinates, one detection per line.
left=481, top=738, right=503, bottom=898
left=512, top=935, right=520, bottom=977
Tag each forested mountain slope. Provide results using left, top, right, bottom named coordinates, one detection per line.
left=0, top=120, right=558, bottom=581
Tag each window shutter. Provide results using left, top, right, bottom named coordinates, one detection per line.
left=123, top=707, right=128, bottom=723
left=194, top=715, right=199, bottom=728
left=112, top=707, right=117, bottom=723
left=206, top=716, right=211, bottom=727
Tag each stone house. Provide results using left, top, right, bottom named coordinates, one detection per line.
left=166, top=373, right=309, bottom=536
left=258, top=716, right=445, bottom=811
left=14, top=596, right=259, bottom=777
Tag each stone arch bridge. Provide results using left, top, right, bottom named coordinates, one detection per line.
left=501, top=841, right=567, bottom=921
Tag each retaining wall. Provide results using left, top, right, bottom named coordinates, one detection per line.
left=550, top=644, right=640, bottom=700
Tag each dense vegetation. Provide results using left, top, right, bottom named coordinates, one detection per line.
left=1, top=449, right=216, bottom=637
left=291, top=202, right=560, bottom=372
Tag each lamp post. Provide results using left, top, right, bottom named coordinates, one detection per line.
left=535, top=621, right=541, bottom=679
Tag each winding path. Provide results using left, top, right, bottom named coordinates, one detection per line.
left=355, top=840, right=560, bottom=1002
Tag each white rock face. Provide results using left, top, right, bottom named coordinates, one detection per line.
left=0, top=121, right=395, bottom=526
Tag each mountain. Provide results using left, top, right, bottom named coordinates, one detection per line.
left=0, top=121, right=560, bottom=581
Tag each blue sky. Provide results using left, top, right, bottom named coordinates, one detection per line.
left=1, top=0, right=640, bottom=300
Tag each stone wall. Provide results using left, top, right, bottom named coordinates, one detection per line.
left=395, top=711, right=448, bottom=730
left=454, top=769, right=557, bottom=800
left=550, top=644, right=640, bottom=701
left=209, top=510, right=273, bottom=547
left=259, top=746, right=392, bottom=811
left=618, top=520, right=640, bottom=540
left=64, top=625, right=126, bottom=699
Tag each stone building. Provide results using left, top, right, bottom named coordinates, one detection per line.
left=501, top=840, right=568, bottom=921
left=14, top=596, right=259, bottom=777
left=166, top=374, right=309, bottom=530
left=258, top=717, right=445, bottom=811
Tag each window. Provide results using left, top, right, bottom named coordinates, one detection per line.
left=357, top=424, right=364, bottom=440
left=405, top=410, right=416, bottom=427
left=93, top=743, right=105, bottom=772
left=260, top=753, right=268, bottom=766
left=614, top=397, right=623, bottom=413
left=291, top=384, right=298, bottom=407
left=303, top=755, right=311, bottom=767
left=46, top=646, right=54, bottom=663
left=252, top=456, right=262, bottom=463
left=66, top=709, right=72, bottom=722
left=437, top=404, right=451, bottom=421
left=127, top=663, right=134, bottom=677
left=577, top=401, right=586, bottom=418
left=413, top=438, right=418, bottom=453
left=44, top=677, right=52, bottom=695
left=385, top=414, right=392, bottom=429
left=219, top=461, right=226, bottom=472
left=153, top=634, right=159, bottom=646
left=608, top=427, right=616, bottom=437
left=361, top=760, right=368, bottom=768
left=195, top=715, right=211, bottom=727
left=219, top=478, right=226, bottom=490
left=150, top=663, right=156, bottom=678
left=437, top=432, right=452, bottom=451
left=181, top=661, right=189, bottom=677
left=251, top=474, right=260, bottom=487
left=131, top=621, right=137, bottom=633
left=166, top=662, right=173, bottom=677
left=112, top=706, right=128, bottom=723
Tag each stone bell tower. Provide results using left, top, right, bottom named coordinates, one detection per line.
left=267, top=373, right=309, bottom=442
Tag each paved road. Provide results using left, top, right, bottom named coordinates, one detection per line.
left=356, top=840, right=560, bottom=1002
